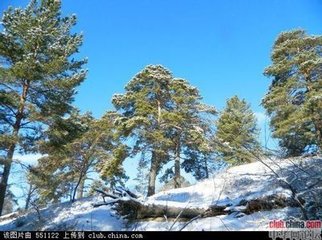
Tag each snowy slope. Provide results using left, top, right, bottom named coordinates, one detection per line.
left=0, top=156, right=320, bottom=231
left=146, top=158, right=295, bottom=209
left=0, top=197, right=125, bottom=231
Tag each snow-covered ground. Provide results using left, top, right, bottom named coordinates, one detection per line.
left=146, top=158, right=288, bottom=209
left=0, top=197, right=125, bottom=231
left=148, top=156, right=321, bottom=208
left=0, top=156, right=320, bottom=231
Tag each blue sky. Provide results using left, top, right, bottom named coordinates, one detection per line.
left=1, top=0, right=322, bottom=203
left=1, top=0, right=321, bottom=117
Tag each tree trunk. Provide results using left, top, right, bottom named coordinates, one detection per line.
left=174, top=140, right=181, bottom=189
left=0, top=144, right=15, bottom=216
left=146, top=98, right=163, bottom=196
left=76, top=178, right=85, bottom=199
left=94, top=192, right=294, bottom=222
left=0, top=80, right=29, bottom=215
left=72, top=172, right=85, bottom=202
left=147, top=151, right=158, bottom=196
left=157, top=100, right=161, bottom=124
left=204, top=159, right=209, bottom=179
left=24, top=184, right=34, bottom=211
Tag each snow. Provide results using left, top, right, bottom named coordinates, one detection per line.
left=44, top=199, right=124, bottom=231
left=0, top=156, right=320, bottom=231
left=145, top=157, right=297, bottom=209
left=0, top=197, right=125, bottom=231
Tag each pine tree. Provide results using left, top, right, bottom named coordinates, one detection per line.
left=215, top=96, right=261, bottom=165
left=113, top=65, right=173, bottom=196
left=0, top=0, right=87, bottom=214
left=162, top=79, right=216, bottom=186
left=113, top=65, right=216, bottom=194
left=262, top=30, right=322, bottom=156
left=31, top=110, right=94, bottom=203
left=30, top=111, right=128, bottom=203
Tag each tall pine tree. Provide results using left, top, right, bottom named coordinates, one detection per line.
left=0, top=0, right=86, bottom=214
left=162, top=79, right=216, bottom=187
left=113, top=65, right=173, bottom=196
left=215, top=96, right=261, bottom=165
left=262, top=30, right=322, bottom=156
left=113, top=65, right=216, bottom=194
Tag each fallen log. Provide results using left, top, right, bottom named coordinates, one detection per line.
left=93, top=188, right=294, bottom=222
left=120, top=201, right=205, bottom=219
left=92, top=195, right=227, bottom=220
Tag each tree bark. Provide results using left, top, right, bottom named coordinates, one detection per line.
left=121, top=195, right=291, bottom=220
left=157, top=100, right=161, bottom=124
left=76, top=178, right=85, bottom=200
left=72, top=171, right=86, bottom=202
left=100, top=197, right=227, bottom=220
left=147, top=151, right=158, bottom=196
left=94, top=189, right=294, bottom=222
left=118, top=199, right=216, bottom=220
left=24, top=184, right=35, bottom=211
left=174, top=140, right=181, bottom=189
left=0, top=144, right=15, bottom=216
left=146, top=98, right=163, bottom=196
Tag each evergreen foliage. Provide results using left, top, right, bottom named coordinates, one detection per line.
left=113, top=65, right=173, bottom=196
left=262, top=30, right=322, bottom=156
left=30, top=110, right=128, bottom=203
left=163, top=78, right=216, bottom=183
left=113, top=65, right=216, bottom=195
left=0, top=0, right=87, bottom=214
left=215, top=96, right=261, bottom=165
left=2, top=0, right=318, bottom=215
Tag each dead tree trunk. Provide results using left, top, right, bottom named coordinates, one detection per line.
left=94, top=195, right=226, bottom=220
left=94, top=187, right=296, bottom=223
